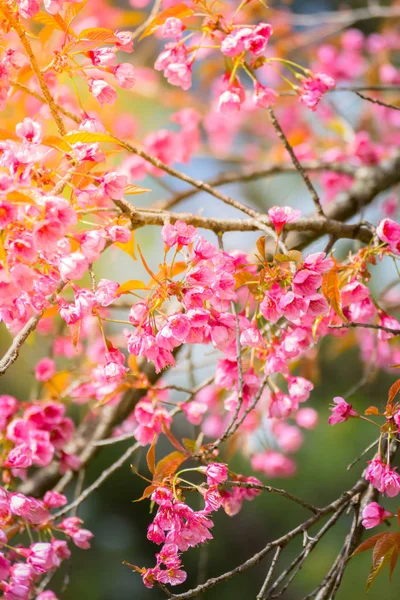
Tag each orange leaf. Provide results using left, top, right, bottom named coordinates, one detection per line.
left=133, top=484, right=157, bottom=502
left=388, top=379, right=400, bottom=405
left=170, top=261, right=188, bottom=277
left=146, top=437, right=156, bottom=475
left=322, top=262, right=347, bottom=322
left=116, top=279, right=148, bottom=294
left=154, top=451, right=187, bottom=481
left=41, top=305, right=59, bottom=319
left=115, top=231, right=136, bottom=260
left=71, top=321, right=81, bottom=350
left=137, top=245, right=162, bottom=285
left=256, top=236, right=266, bottom=262
left=365, top=406, right=379, bottom=415
left=77, top=27, right=116, bottom=43
left=140, top=3, right=194, bottom=39
left=7, top=190, right=37, bottom=205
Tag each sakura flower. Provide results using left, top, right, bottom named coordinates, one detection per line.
left=361, top=502, right=391, bottom=529
left=278, top=291, right=308, bottom=321
left=365, top=458, right=385, bottom=490
left=377, top=218, right=400, bottom=246
left=28, top=543, right=56, bottom=573
left=181, top=401, right=207, bottom=425
left=34, top=358, right=55, bottom=382
left=16, top=118, right=41, bottom=143
left=268, top=206, right=301, bottom=234
left=10, top=494, right=49, bottom=525
left=298, top=72, right=336, bottom=111
left=328, top=397, right=358, bottom=425
left=3, top=443, right=32, bottom=469
left=253, top=82, right=277, bottom=108
left=88, top=79, right=117, bottom=106
left=201, top=463, right=229, bottom=486
left=381, top=466, right=400, bottom=497
left=0, top=199, right=17, bottom=228
left=160, top=17, right=184, bottom=38
left=43, top=491, right=67, bottom=508
left=114, top=63, right=136, bottom=89
left=296, top=407, right=319, bottom=429
left=161, top=220, right=196, bottom=247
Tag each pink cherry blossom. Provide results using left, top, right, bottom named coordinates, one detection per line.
left=268, top=206, right=301, bottom=234
left=328, top=397, right=358, bottom=425
left=361, top=502, right=391, bottom=529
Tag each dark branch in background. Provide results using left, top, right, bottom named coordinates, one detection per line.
left=159, top=161, right=355, bottom=211
left=286, top=153, right=400, bottom=249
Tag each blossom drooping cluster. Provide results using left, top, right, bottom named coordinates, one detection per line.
left=134, top=464, right=261, bottom=588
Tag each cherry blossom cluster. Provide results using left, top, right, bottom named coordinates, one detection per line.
left=0, top=487, right=92, bottom=600
left=134, top=463, right=261, bottom=588
left=0, top=0, right=399, bottom=595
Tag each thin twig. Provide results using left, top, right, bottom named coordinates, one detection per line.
left=257, top=546, right=282, bottom=600
left=52, top=442, right=140, bottom=519
left=267, top=108, right=325, bottom=217
left=329, top=322, right=400, bottom=336
left=356, top=91, right=400, bottom=111
left=226, top=481, right=319, bottom=514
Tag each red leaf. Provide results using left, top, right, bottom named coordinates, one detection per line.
left=388, top=379, right=400, bottom=405
left=162, top=424, right=186, bottom=453
left=390, top=547, right=399, bottom=581
left=352, top=532, right=387, bottom=557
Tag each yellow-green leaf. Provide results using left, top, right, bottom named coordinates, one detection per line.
left=124, top=184, right=151, bottom=195
left=63, top=131, right=129, bottom=149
